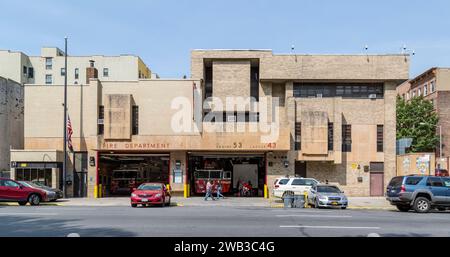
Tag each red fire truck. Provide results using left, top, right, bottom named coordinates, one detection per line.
left=194, top=169, right=232, bottom=194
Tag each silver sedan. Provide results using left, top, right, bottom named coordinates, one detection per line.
left=308, top=184, right=348, bottom=209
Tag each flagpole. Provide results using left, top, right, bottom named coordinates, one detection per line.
left=63, top=37, right=68, bottom=198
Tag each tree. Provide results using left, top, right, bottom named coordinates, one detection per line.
left=397, top=96, right=439, bottom=152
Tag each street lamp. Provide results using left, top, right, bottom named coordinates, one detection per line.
left=419, top=122, right=442, bottom=160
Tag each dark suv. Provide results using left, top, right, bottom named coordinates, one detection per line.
left=386, top=175, right=450, bottom=213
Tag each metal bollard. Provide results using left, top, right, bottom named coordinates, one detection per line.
left=304, top=191, right=308, bottom=208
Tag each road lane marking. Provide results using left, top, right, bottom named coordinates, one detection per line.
left=0, top=213, right=58, bottom=216
left=276, top=214, right=352, bottom=218
left=280, top=225, right=380, bottom=229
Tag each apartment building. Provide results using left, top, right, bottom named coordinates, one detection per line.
left=10, top=49, right=409, bottom=198
left=397, top=68, right=450, bottom=170
left=0, top=47, right=152, bottom=85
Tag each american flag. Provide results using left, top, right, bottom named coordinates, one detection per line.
left=67, top=115, right=74, bottom=152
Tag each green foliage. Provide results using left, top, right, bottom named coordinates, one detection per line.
left=397, top=96, right=439, bottom=152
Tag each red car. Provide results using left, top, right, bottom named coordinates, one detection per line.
left=130, top=183, right=171, bottom=208
left=0, top=178, right=48, bottom=206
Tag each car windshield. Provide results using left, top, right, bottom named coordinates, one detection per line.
left=138, top=184, right=162, bottom=190
left=19, top=181, right=33, bottom=187
left=278, top=179, right=289, bottom=185
left=317, top=186, right=341, bottom=193
left=33, top=181, right=47, bottom=187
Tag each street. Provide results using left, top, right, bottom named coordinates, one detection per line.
left=1, top=205, right=450, bottom=237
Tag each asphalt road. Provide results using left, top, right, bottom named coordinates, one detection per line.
left=1, top=205, right=450, bottom=237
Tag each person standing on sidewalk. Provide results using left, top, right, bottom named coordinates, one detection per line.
left=216, top=180, right=224, bottom=199
left=204, top=180, right=215, bottom=201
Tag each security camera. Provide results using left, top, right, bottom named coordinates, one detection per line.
left=283, top=160, right=289, bottom=168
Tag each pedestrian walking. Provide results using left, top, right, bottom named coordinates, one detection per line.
left=204, top=180, right=215, bottom=201
left=216, top=180, right=224, bottom=199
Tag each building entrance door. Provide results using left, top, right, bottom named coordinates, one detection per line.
left=74, top=172, right=87, bottom=198
left=370, top=172, right=384, bottom=196
left=295, top=161, right=307, bottom=177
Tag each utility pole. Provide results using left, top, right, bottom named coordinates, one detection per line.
left=63, top=37, right=68, bottom=198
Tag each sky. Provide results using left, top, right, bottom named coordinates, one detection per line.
left=1, top=0, right=450, bottom=78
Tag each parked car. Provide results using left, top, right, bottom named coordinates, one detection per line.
left=307, top=184, right=348, bottom=209
left=435, top=169, right=449, bottom=177
left=130, top=182, right=171, bottom=207
left=0, top=178, right=48, bottom=206
left=18, top=181, right=63, bottom=202
left=386, top=175, right=450, bottom=213
left=273, top=177, right=319, bottom=198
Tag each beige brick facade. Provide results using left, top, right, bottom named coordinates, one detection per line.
left=11, top=49, right=409, bottom=198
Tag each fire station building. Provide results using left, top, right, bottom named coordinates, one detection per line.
left=10, top=49, right=409, bottom=198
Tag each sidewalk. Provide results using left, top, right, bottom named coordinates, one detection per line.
left=11, top=196, right=394, bottom=210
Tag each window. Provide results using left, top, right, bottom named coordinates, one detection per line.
left=293, top=83, right=384, bottom=99
left=45, top=57, right=53, bottom=70
left=427, top=177, right=444, bottom=187
left=278, top=179, right=290, bottom=185
left=423, top=84, right=428, bottom=96
left=103, top=68, right=109, bottom=77
left=45, top=74, right=52, bottom=84
left=28, top=67, right=34, bottom=79
left=23, top=66, right=27, bottom=75
left=98, top=106, right=104, bottom=135
left=205, top=66, right=213, bottom=98
left=342, top=124, right=352, bottom=152
left=405, top=177, right=423, bottom=186
left=370, top=162, right=384, bottom=172
left=250, top=66, right=259, bottom=101
left=442, top=178, right=450, bottom=187
left=291, top=179, right=308, bottom=186
left=295, top=122, right=301, bottom=150
left=418, top=88, right=421, bottom=96
left=61, top=68, right=66, bottom=76
left=3, top=180, right=20, bottom=187
left=75, top=68, right=79, bottom=79
left=204, top=111, right=259, bottom=123
left=412, top=91, right=416, bottom=97
left=328, top=123, right=334, bottom=151
left=431, top=81, right=436, bottom=93
left=132, top=106, right=139, bottom=135
left=377, top=125, right=384, bottom=152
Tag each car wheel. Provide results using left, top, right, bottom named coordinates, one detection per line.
left=131, top=204, right=137, bottom=208
left=168, top=197, right=171, bottom=207
left=18, top=201, right=27, bottom=206
left=413, top=197, right=431, bottom=213
left=396, top=205, right=410, bottom=212
left=28, top=194, right=41, bottom=206
left=341, top=206, right=347, bottom=210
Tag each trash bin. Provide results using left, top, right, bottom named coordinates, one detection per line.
left=293, top=195, right=305, bottom=208
left=283, top=192, right=294, bottom=208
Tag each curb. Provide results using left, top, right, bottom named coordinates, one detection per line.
left=0, top=203, right=62, bottom=206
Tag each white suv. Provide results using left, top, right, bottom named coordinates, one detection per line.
left=273, top=177, right=319, bottom=198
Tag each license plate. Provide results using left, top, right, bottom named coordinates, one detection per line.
left=141, top=199, right=148, bottom=202
left=331, top=202, right=338, bottom=205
